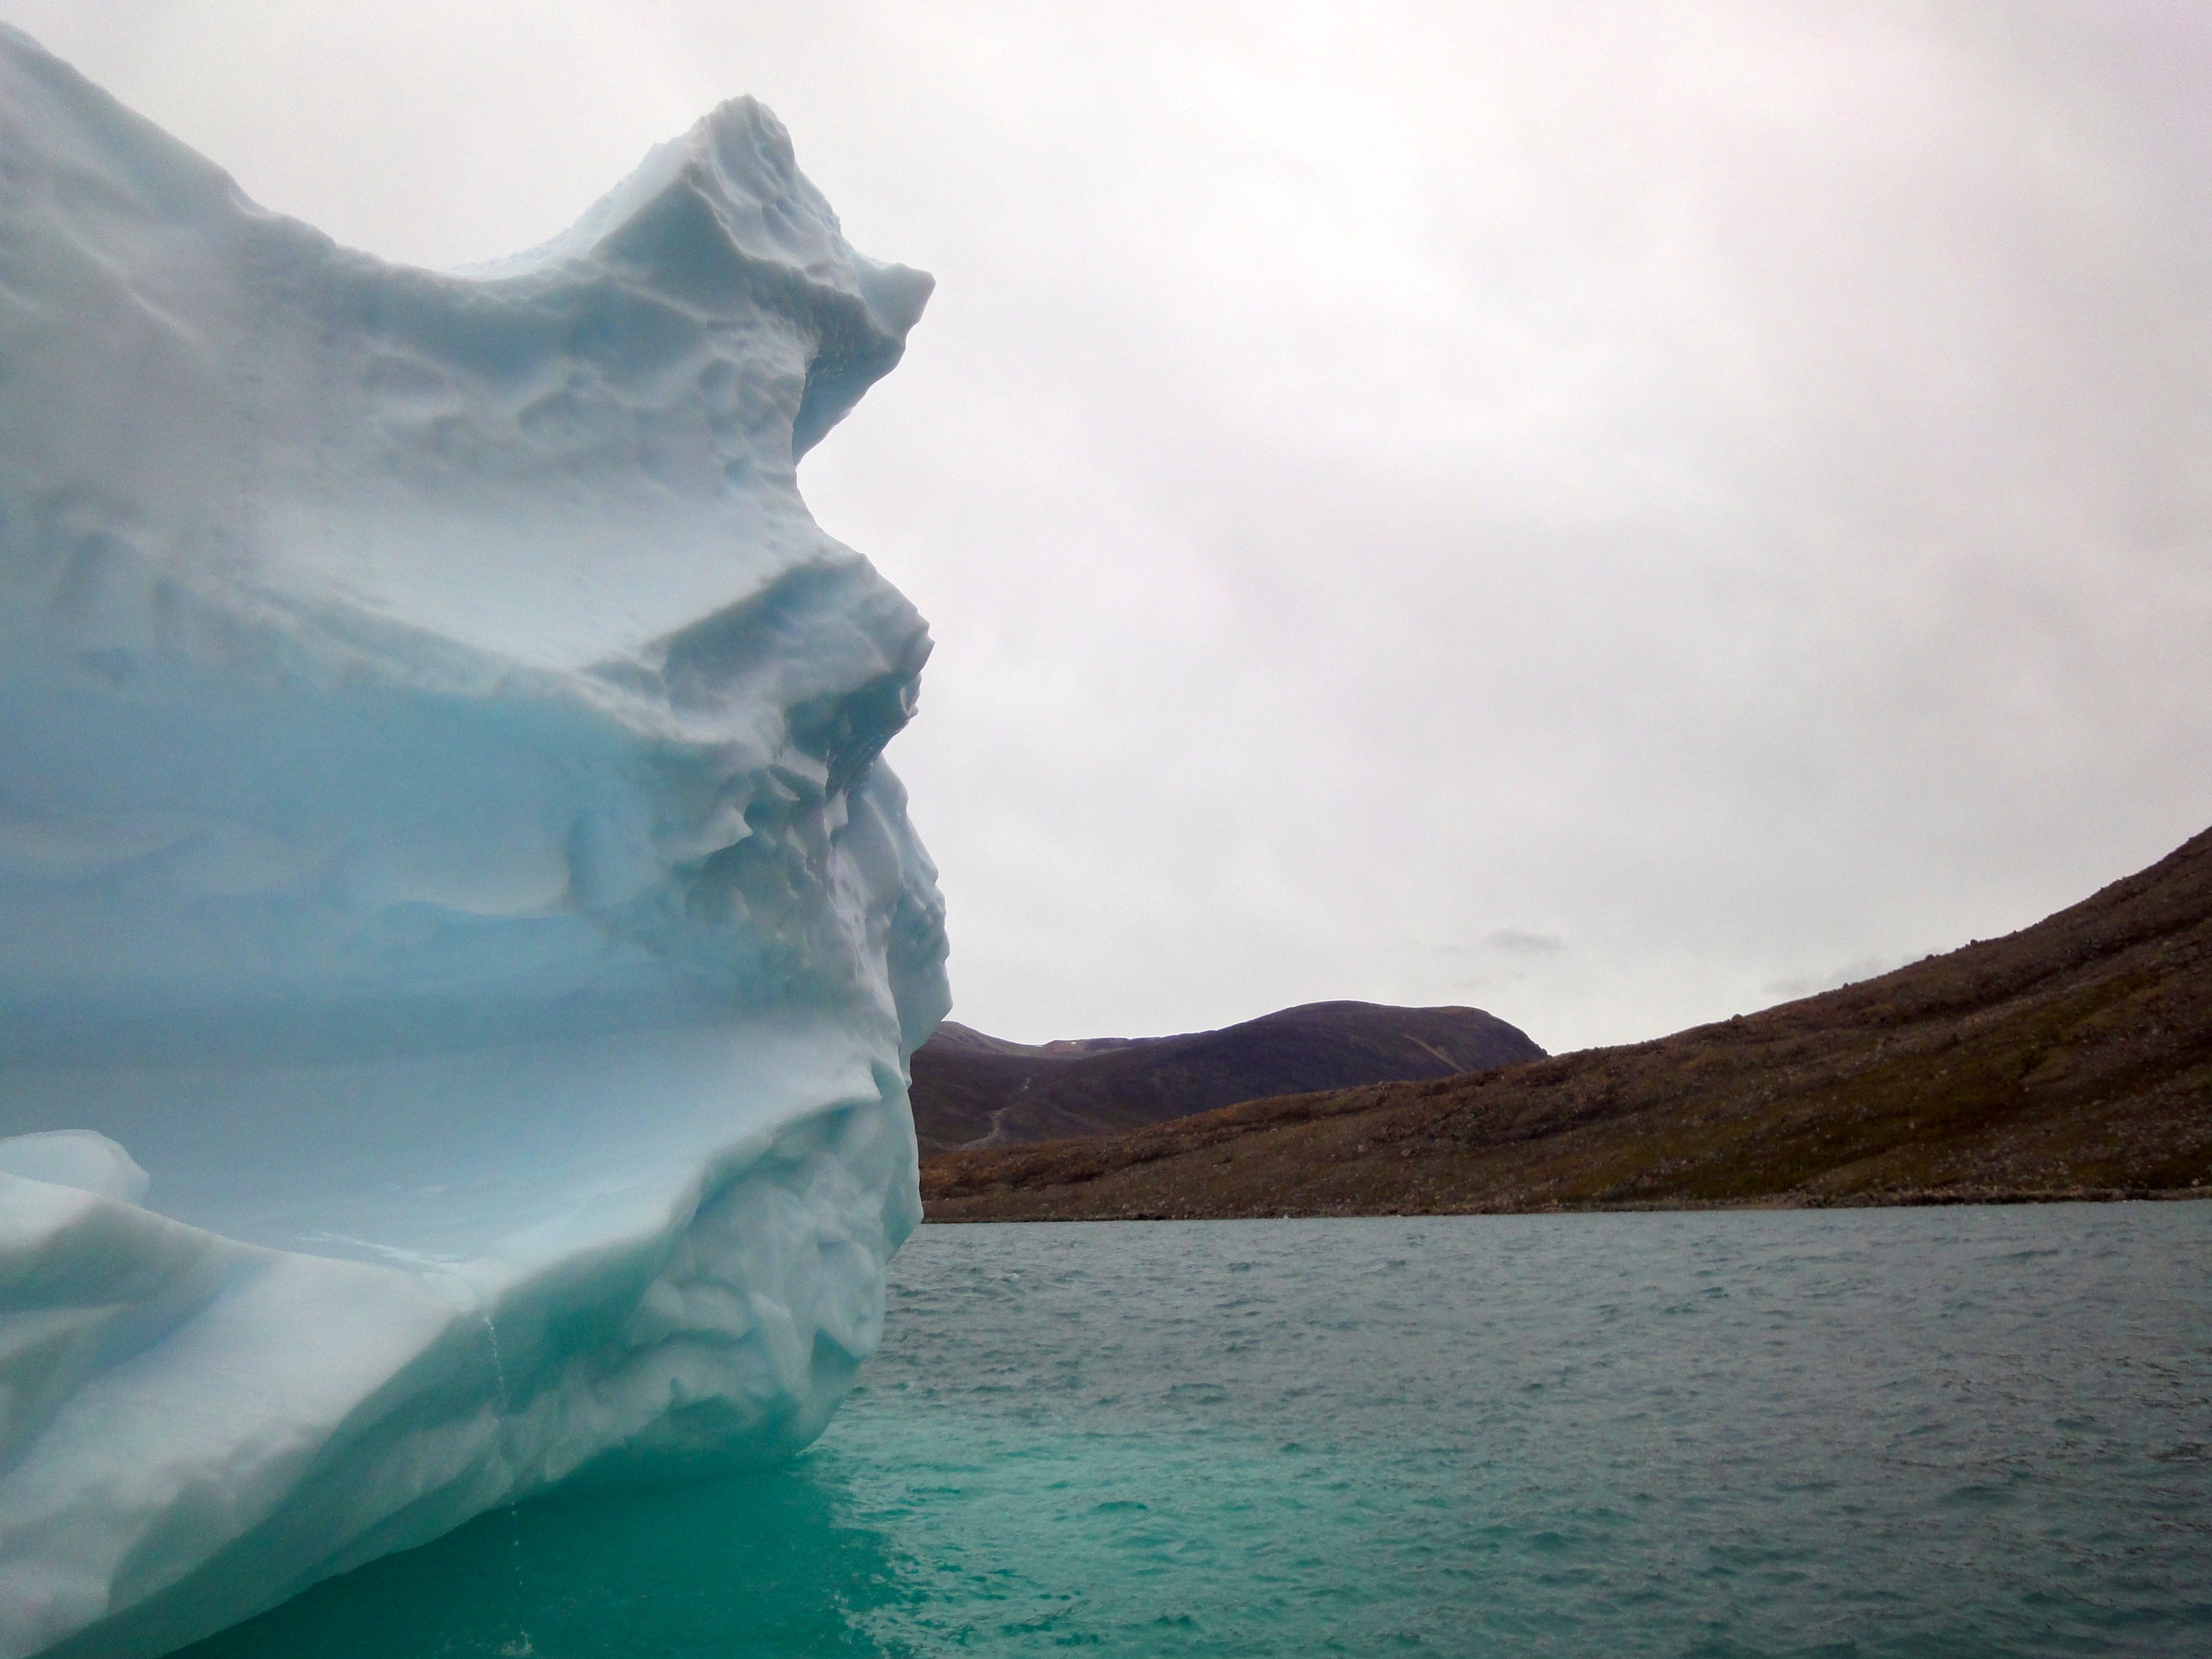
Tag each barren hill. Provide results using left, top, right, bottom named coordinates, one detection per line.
left=923, top=827, right=2212, bottom=1219
left=910, top=1001, right=1544, bottom=1152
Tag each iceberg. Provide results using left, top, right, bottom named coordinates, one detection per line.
left=0, top=27, right=947, bottom=1659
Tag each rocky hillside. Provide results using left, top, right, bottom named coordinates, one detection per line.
left=910, top=1001, right=1544, bottom=1152
left=924, top=827, right=2212, bottom=1218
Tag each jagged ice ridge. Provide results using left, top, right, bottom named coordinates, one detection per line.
left=0, top=28, right=948, bottom=1658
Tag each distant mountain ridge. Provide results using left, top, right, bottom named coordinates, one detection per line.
left=923, top=826, right=2212, bottom=1218
left=909, top=1001, right=1545, bottom=1152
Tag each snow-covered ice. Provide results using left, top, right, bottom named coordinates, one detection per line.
left=0, top=26, right=947, bottom=1658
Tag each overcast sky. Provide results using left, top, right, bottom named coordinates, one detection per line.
left=14, top=2, right=2209, bottom=1051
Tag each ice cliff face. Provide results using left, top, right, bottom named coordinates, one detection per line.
left=0, top=27, right=948, bottom=1658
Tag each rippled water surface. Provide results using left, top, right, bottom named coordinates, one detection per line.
left=186, top=1205, right=2211, bottom=1657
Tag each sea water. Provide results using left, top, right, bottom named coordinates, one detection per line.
left=180, top=1205, right=2209, bottom=1657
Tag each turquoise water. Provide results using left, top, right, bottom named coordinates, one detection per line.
left=183, top=1205, right=2210, bottom=1657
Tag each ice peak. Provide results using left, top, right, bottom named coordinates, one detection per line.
left=0, top=24, right=245, bottom=224
left=488, top=92, right=933, bottom=457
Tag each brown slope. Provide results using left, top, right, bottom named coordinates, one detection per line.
left=909, top=1001, right=1544, bottom=1153
left=923, top=825, right=2212, bottom=1219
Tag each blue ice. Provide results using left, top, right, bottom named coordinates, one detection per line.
left=0, top=26, right=946, bottom=1657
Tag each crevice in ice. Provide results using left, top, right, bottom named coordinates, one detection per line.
left=477, top=1309, right=536, bottom=1659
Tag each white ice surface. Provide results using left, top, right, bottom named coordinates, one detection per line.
left=0, top=26, right=948, bottom=1658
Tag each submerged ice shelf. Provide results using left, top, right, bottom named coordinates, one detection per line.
left=0, top=26, right=947, bottom=1659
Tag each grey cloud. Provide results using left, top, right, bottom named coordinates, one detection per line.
left=1481, top=930, right=1568, bottom=957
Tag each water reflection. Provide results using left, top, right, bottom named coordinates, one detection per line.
left=178, top=1454, right=913, bottom=1659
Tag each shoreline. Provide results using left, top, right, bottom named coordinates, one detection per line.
left=922, top=1184, right=2212, bottom=1223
